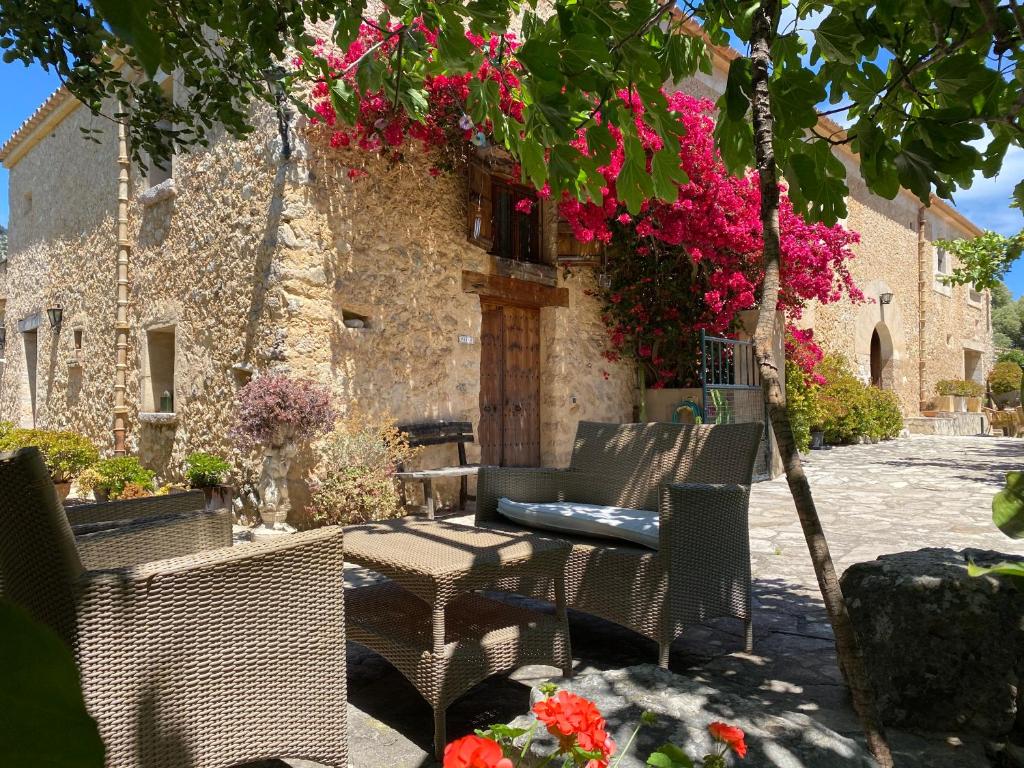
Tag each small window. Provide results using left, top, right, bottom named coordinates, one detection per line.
left=73, top=328, right=83, bottom=350
left=23, top=192, right=32, bottom=215
left=968, top=286, right=982, bottom=305
left=143, top=326, right=175, bottom=413
left=491, top=179, right=540, bottom=263
left=935, top=246, right=949, bottom=275
left=147, top=78, right=175, bottom=188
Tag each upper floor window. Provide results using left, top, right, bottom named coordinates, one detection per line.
left=147, top=77, right=174, bottom=188
left=935, top=245, right=949, bottom=275
left=491, top=179, right=540, bottom=263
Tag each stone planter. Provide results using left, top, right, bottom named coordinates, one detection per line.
left=257, top=443, right=297, bottom=531
left=643, top=387, right=704, bottom=424
left=935, top=395, right=956, bottom=412
left=198, top=484, right=233, bottom=512
left=953, top=395, right=967, bottom=413
left=966, top=396, right=982, bottom=413
left=810, top=430, right=825, bottom=450
left=994, top=390, right=1020, bottom=410
left=841, top=548, right=1024, bottom=737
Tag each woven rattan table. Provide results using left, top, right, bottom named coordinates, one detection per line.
left=344, top=518, right=572, bottom=758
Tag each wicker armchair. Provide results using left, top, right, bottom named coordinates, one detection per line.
left=476, top=421, right=763, bottom=666
left=0, top=448, right=348, bottom=768
left=65, top=489, right=208, bottom=527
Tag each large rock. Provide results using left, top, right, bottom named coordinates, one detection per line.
left=841, top=547, right=1024, bottom=737
left=509, top=665, right=873, bottom=768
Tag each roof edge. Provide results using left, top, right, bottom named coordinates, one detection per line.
left=0, top=87, right=81, bottom=168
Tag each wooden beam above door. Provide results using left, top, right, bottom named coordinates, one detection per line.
left=461, top=270, right=569, bottom=308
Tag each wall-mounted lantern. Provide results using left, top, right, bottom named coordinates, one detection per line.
left=879, top=292, right=894, bottom=305
left=46, top=304, right=64, bottom=329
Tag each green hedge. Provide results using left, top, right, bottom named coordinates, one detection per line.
left=936, top=379, right=985, bottom=397
left=814, top=355, right=903, bottom=445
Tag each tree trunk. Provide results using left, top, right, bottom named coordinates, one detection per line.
left=747, top=3, right=895, bottom=766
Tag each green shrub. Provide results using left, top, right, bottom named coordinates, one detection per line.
left=785, top=360, right=820, bottom=453
left=0, top=428, right=99, bottom=482
left=997, top=349, right=1024, bottom=369
left=865, top=387, right=903, bottom=440
left=816, top=355, right=873, bottom=444
left=936, top=379, right=985, bottom=397
left=988, top=361, right=1023, bottom=395
left=80, top=457, right=156, bottom=500
left=184, top=452, right=231, bottom=488
left=307, top=414, right=419, bottom=527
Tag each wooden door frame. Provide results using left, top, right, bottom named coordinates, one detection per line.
left=462, top=270, right=568, bottom=308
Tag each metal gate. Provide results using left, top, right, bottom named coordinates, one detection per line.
left=700, top=330, right=772, bottom=481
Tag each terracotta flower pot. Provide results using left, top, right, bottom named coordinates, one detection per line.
left=53, top=480, right=72, bottom=503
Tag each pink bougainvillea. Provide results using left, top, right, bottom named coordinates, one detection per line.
left=303, top=23, right=524, bottom=174
left=557, top=91, right=861, bottom=386
left=234, top=374, right=336, bottom=448
left=303, top=29, right=861, bottom=386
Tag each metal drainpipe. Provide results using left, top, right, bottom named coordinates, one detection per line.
left=113, top=112, right=131, bottom=454
left=917, top=206, right=928, bottom=411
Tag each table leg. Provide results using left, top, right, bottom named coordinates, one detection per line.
left=554, top=577, right=573, bottom=678
left=424, top=478, right=435, bottom=520
left=432, top=605, right=446, bottom=758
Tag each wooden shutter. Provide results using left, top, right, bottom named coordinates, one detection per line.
left=556, top=215, right=601, bottom=266
left=467, top=159, right=494, bottom=252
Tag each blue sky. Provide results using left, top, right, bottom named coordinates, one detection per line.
left=2, top=55, right=1023, bottom=292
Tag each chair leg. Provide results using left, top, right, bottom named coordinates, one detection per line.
left=434, top=705, right=447, bottom=760
left=459, top=475, right=468, bottom=511
left=744, top=618, right=754, bottom=653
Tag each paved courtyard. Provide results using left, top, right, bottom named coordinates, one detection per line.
left=273, top=435, right=1024, bottom=768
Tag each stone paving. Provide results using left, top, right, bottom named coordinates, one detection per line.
left=264, top=435, right=1024, bottom=768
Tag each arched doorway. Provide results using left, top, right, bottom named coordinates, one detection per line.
left=869, top=323, right=894, bottom=389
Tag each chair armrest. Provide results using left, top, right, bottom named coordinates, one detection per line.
left=74, top=508, right=233, bottom=570
left=475, top=467, right=576, bottom=524
left=659, top=483, right=752, bottom=626
left=65, top=490, right=208, bottom=528
left=72, top=527, right=347, bottom=715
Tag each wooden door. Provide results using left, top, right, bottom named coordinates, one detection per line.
left=479, top=302, right=541, bottom=466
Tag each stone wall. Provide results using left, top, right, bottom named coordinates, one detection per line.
left=1, top=90, right=636, bottom=509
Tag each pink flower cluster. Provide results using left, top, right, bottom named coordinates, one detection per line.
left=233, top=374, right=336, bottom=447
left=304, top=23, right=524, bottom=172
left=557, top=91, right=861, bottom=386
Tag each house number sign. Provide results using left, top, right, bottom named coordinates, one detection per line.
left=458, top=335, right=476, bottom=345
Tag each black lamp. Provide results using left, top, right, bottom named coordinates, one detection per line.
left=46, top=304, right=63, bottom=329
left=879, top=292, right=893, bottom=305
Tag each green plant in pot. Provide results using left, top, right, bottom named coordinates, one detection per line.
left=987, top=361, right=1023, bottom=409
left=77, top=457, right=155, bottom=501
left=0, top=428, right=99, bottom=501
left=185, top=451, right=233, bottom=510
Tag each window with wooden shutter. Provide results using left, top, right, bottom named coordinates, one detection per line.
left=491, top=178, right=540, bottom=264
left=556, top=215, right=601, bottom=267
left=467, top=158, right=493, bottom=251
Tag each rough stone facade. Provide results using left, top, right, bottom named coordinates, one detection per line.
left=0, top=85, right=634, bottom=507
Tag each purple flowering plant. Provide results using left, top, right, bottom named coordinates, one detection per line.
left=234, top=374, right=336, bottom=448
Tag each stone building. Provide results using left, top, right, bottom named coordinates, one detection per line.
left=0, top=35, right=991, bottom=502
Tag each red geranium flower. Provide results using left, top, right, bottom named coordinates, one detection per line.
left=443, top=734, right=513, bottom=768
left=533, top=691, right=616, bottom=766
left=708, top=721, right=747, bottom=758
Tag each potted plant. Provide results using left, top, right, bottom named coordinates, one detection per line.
left=234, top=373, right=335, bottom=533
left=0, top=428, right=99, bottom=501
left=184, top=451, right=233, bottom=511
left=77, top=456, right=156, bottom=501
left=988, top=361, right=1022, bottom=410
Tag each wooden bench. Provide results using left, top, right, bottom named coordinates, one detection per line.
left=396, top=421, right=479, bottom=519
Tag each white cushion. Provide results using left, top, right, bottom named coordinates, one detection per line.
left=497, top=498, right=659, bottom=550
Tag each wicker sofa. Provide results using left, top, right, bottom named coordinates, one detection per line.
left=476, top=420, right=763, bottom=666
left=0, top=448, right=348, bottom=768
